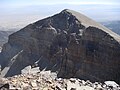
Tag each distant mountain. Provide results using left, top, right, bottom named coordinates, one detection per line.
left=0, top=9, right=120, bottom=84
left=0, top=31, right=14, bottom=47
left=101, top=21, right=120, bottom=35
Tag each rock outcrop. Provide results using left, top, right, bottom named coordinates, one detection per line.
left=0, top=70, right=119, bottom=90
left=0, top=9, right=120, bottom=84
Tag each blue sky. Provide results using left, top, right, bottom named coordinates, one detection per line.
left=0, top=0, right=120, bottom=30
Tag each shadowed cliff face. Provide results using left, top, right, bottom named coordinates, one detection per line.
left=0, top=9, right=120, bottom=84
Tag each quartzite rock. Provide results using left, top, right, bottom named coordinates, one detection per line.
left=0, top=9, right=120, bottom=84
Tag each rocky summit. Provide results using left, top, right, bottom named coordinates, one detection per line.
left=0, top=9, right=120, bottom=85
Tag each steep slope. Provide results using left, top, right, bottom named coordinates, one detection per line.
left=0, top=9, right=120, bottom=84
left=0, top=31, right=14, bottom=47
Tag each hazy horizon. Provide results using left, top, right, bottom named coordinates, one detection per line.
left=0, top=0, right=120, bottom=31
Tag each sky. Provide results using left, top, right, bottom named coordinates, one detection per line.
left=0, top=0, right=120, bottom=31
left=1, top=0, right=120, bottom=6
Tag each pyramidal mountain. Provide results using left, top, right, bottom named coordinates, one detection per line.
left=0, top=9, right=120, bottom=84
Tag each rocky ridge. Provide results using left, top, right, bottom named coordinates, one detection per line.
left=0, top=70, right=119, bottom=90
left=0, top=9, right=120, bottom=84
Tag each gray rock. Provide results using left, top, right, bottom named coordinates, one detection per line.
left=104, top=81, right=119, bottom=89
left=0, top=71, right=119, bottom=90
left=21, top=66, right=40, bottom=75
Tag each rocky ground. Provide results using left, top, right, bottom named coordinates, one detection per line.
left=0, top=70, right=119, bottom=90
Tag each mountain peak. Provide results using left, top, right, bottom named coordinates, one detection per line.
left=59, top=9, right=120, bottom=42
left=0, top=9, right=120, bottom=84
left=60, top=9, right=69, bottom=12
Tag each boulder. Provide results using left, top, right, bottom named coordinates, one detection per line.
left=104, top=81, right=119, bottom=89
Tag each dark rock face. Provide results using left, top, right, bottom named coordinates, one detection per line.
left=0, top=31, right=14, bottom=47
left=0, top=9, right=120, bottom=84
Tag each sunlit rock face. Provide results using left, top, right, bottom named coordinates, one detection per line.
left=0, top=9, right=120, bottom=84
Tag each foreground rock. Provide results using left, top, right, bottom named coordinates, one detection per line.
left=0, top=71, right=119, bottom=90
left=21, top=65, right=40, bottom=74
left=0, top=9, right=120, bottom=84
